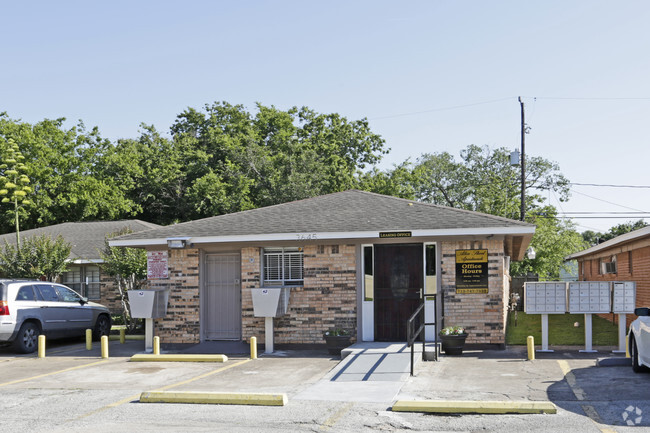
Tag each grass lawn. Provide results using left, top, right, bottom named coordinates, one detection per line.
left=505, top=311, right=621, bottom=346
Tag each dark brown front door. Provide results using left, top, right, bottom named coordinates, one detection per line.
left=374, top=244, right=423, bottom=341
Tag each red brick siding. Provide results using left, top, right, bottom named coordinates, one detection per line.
left=577, top=240, right=650, bottom=327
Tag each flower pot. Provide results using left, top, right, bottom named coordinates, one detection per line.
left=439, top=333, right=468, bottom=356
left=324, top=335, right=351, bottom=355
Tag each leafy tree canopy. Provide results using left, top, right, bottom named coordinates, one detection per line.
left=511, top=206, right=587, bottom=280
left=581, top=219, right=648, bottom=246
left=408, top=145, right=570, bottom=219
left=0, top=235, right=71, bottom=281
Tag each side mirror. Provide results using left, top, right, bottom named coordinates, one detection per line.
left=634, top=307, right=649, bottom=317
left=79, top=297, right=89, bottom=306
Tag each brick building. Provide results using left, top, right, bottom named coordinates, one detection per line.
left=0, top=220, right=160, bottom=312
left=111, top=190, right=535, bottom=348
left=565, top=225, right=650, bottom=326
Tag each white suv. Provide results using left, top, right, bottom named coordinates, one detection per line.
left=629, top=307, right=650, bottom=372
left=0, top=279, right=112, bottom=353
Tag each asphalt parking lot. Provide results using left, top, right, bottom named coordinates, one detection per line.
left=0, top=339, right=648, bottom=432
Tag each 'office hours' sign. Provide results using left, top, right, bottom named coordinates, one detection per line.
left=455, top=249, right=489, bottom=294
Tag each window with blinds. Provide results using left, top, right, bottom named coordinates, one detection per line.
left=62, top=265, right=101, bottom=300
left=263, top=247, right=304, bottom=286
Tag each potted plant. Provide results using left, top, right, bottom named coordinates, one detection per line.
left=439, top=326, right=468, bottom=356
left=323, top=328, right=351, bottom=355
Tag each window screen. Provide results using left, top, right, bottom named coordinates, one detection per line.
left=263, top=248, right=304, bottom=286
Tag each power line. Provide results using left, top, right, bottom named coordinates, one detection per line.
left=558, top=212, right=649, bottom=215
left=520, top=96, right=650, bottom=101
left=570, top=182, right=650, bottom=188
left=368, top=97, right=514, bottom=120
left=569, top=188, right=646, bottom=212
left=368, top=95, right=650, bottom=122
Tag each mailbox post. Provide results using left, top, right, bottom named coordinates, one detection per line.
left=127, top=288, right=170, bottom=352
left=251, top=287, right=290, bottom=354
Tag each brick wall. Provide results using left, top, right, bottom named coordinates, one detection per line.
left=578, top=239, right=650, bottom=327
left=241, top=244, right=357, bottom=345
left=98, top=272, right=125, bottom=314
left=149, top=248, right=201, bottom=344
left=440, top=240, right=507, bottom=345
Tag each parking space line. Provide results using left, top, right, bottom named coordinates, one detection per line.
left=321, top=402, right=354, bottom=430
left=557, top=360, right=586, bottom=400
left=558, top=361, right=618, bottom=433
left=0, top=359, right=110, bottom=388
left=73, top=358, right=252, bottom=420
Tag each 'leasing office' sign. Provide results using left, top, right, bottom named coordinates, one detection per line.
left=455, top=249, right=488, bottom=294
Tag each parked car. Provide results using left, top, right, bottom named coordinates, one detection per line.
left=629, top=307, right=650, bottom=372
left=0, top=279, right=112, bottom=353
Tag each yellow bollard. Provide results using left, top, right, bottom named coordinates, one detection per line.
left=38, top=335, right=46, bottom=358
left=250, top=336, right=257, bottom=360
left=626, top=335, right=630, bottom=358
left=153, top=336, right=160, bottom=355
left=101, top=335, right=109, bottom=359
left=527, top=335, right=535, bottom=361
left=120, top=328, right=126, bottom=344
left=86, top=329, right=92, bottom=350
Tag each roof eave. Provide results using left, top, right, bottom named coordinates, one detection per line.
left=109, top=226, right=536, bottom=248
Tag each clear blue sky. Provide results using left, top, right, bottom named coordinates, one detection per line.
left=2, top=1, right=649, bottom=233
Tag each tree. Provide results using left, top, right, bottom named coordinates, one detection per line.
left=0, top=235, right=71, bottom=281
left=410, top=145, right=570, bottom=220
left=581, top=220, right=648, bottom=246
left=510, top=207, right=587, bottom=280
left=100, top=229, right=147, bottom=331
left=168, top=102, right=388, bottom=216
left=0, top=114, right=137, bottom=233
left=0, top=138, right=33, bottom=247
left=357, top=161, right=417, bottom=199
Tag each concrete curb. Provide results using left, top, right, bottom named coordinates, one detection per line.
left=130, top=354, right=228, bottom=362
left=109, top=335, right=145, bottom=341
left=139, top=391, right=287, bottom=406
left=392, top=400, right=557, bottom=414
left=597, top=357, right=631, bottom=367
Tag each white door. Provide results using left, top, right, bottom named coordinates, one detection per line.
left=203, top=254, right=241, bottom=340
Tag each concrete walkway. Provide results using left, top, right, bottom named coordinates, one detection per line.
left=294, top=342, right=419, bottom=403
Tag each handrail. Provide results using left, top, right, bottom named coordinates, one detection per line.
left=406, top=293, right=439, bottom=376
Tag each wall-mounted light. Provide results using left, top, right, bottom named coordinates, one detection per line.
left=167, top=237, right=190, bottom=249
left=526, top=247, right=536, bottom=260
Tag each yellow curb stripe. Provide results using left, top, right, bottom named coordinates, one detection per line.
left=74, top=358, right=252, bottom=420
left=558, top=360, right=586, bottom=401
left=0, top=359, right=110, bottom=388
left=109, top=335, right=144, bottom=341
left=392, top=400, right=557, bottom=414
left=130, top=354, right=228, bottom=362
left=140, top=390, right=287, bottom=406
left=321, top=402, right=354, bottom=430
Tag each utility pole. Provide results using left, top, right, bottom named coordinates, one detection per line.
left=518, top=96, right=526, bottom=221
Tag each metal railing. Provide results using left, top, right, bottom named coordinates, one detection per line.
left=406, top=293, right=440, bottom=376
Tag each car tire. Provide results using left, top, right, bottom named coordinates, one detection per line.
left=631, top=337, right=647, bottom=373
left=13, top=322, right=40, bottom=354
left=92, top=315, right=111, bottom=341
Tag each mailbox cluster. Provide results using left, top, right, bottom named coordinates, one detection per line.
left=524, top=281, right=636, bottom=315
left=524, top=282, right=566, bottom=314
left=568, top=282, right=611, bottom=314
left=612, top=282, right=636, bottom=313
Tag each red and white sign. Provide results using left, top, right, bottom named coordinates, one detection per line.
left=147, top=251, right=169, bottom=279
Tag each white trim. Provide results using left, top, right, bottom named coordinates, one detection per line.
left=70, top=259, right=104, bottom=264
left=361, top=244, right=374, bottom=342
left=108, top=226, right=535, bottom=248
